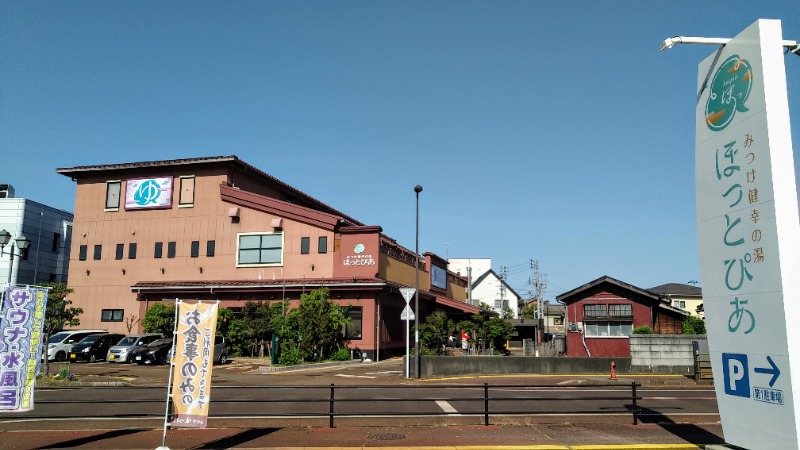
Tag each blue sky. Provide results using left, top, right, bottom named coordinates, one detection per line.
left=2, top=2, right=798, bottom=301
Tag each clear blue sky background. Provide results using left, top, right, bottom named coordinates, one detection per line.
left=2, top=2, right=798, bottom=301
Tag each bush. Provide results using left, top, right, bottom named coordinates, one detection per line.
left=633, top=325, right=654, bottom=334
left=278, top=342, right=302, bottom=366
left=330, top=347, right=351, bottom=361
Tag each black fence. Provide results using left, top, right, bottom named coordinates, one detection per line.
left=22, top=382, right=642, bottom=427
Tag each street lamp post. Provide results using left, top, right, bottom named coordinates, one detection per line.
left=0, top=229, right=31, bottom=285
left=414, top=185, right=423, bottom=379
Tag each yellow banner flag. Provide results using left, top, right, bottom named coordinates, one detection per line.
left=170, top=301, right=218, bottom=428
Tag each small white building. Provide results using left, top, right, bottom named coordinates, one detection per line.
left=448, top=258, right=521, bottom=318
left=0, top=184, right=73, bottom=285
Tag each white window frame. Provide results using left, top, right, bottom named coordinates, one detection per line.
left=105, top=180, right=121, bottom=211
left=583, top=321, right=633, bottom=338
left=237, top=232, right=284, bottom=267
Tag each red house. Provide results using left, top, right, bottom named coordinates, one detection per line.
left=556, top=276, right=689, bottom=357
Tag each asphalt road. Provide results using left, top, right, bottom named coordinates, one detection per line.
left=1, top=358, right=720, bottom=431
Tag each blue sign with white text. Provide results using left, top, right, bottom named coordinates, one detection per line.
left=722, top=353, right=750, bottom=398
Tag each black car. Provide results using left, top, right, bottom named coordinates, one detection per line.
left=68, top=333, right=125, bottom=363
left=131, top=337, right=173, bottom=365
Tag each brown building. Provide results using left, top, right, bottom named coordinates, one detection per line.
left=57, top=156, right=479, bottom=360
left=556, top=276, right=689, bottom=357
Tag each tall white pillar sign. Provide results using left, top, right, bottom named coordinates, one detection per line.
left=696, top=19, right=800, bottom=449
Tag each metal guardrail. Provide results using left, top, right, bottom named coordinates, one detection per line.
left=25, top=382, right=643, bottom=427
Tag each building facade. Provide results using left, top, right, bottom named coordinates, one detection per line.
left=57, top=156, right=479, bottom=360
left=557, top=276, right=689, bottom=357
left=648, top=283, right=704, bottom=318
left=0, top=185, right=73, bottom=286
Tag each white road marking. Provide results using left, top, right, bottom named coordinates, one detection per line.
left=436, top=400, right=461, bottom=415
left=335, top=374, right=376, bottom=379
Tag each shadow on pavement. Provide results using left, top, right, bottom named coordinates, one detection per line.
left=635, top=406, right=726, bottom=446
left=34, top=428, right=145, bottom=449
left=190, top=427, right=280, bottom=449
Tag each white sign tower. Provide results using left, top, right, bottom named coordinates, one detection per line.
left=691, top=19, right=800, bottom=449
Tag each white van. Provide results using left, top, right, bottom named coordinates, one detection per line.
left=46, top=330, right=107, bottom=362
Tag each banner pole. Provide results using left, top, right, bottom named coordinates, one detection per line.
left=157, top=298, right=180, bottom=450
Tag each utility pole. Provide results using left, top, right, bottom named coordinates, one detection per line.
left=499, top=266, right=507, bottom=316
left=533, top=260, right=546, bottom=355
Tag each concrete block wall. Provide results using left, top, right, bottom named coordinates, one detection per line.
left=629, top=334, right=706, bottom=375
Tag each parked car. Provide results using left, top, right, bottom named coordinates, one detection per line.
left=131, top=337, right=173, bottom=365
left=169, top=335, right=228, bottom=364
left=45, top=330, right=107, bottom=362
left=68, top=333, right=125, bottom=363
left=107, top=333, right=164, bottom=363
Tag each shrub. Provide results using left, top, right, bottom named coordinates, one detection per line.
left=633, top=325, right=654, bottom=334
left=330, top=347, right=351, bottom=361
left=278, top=342, right=302, bottom=366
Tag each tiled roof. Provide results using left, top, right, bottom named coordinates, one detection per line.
left=556, top=275, right=661, bottom=303
left=221, top=184, right=346, bottom=230
left=648, top=283, right=702, bottom=297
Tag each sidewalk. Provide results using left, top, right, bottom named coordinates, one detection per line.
left=1, top=423, right=727, bottom=450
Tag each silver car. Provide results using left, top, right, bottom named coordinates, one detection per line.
left=106, top=333, right=164, bottom=363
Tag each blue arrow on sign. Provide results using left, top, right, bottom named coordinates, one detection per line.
left=754, top=356, right=780, bottom=387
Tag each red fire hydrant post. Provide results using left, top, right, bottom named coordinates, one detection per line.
left=610, top=360, right=617, bottom=380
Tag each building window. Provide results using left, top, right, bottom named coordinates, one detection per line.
left=206, top=240, right=215, bottom=257
left=300, top=237, right=310, bottom=254
left=115, top=244, right=124, bottom=260
left=154, top=242, right=163, bottom=259
left=608, top=304, right=632, bottom=317
left=93, top=245, right=102, bottom=260
left=553, top=317, right=564, bottom=325
left=494, top=299, right=502, bottom=309
left=343, top=307, right=363, bottom=339
left=52, top=233, right=60, bottom=253
left=583, top=304, right=606, bottom=318
left=167, top=242, right=176, bottom=258
left=191, top=241, right=199, bottom=258
left=584, top=321, right=633, bottom=337
left=79, top=245, right=87, bottom=261
left=238, top=233, right=283, bottom=265
left=318, top=236, right=327, bottom=254
left=105, top=181, right=121, bottom=210
left=101, top=309, right=124, bottom=322
left=674, top=300, right=686, bottom=310
left=178, top=176, right=195, bottom=207
left=128, top=243, right=137, bottom=259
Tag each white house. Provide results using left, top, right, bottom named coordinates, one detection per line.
left=448, top=258, right=521, bottom=318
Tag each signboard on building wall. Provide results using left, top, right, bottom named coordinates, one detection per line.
left=695, top=19, right=800, bottom=449
left=431, top=265, right=446, bottom=290
left=125, top=177, right=173, bottom=210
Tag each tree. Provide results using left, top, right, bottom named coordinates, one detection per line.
left=682, top=316, right=706, bottom=334
left=485, top=316, right=515, bottom=354
left=479, top=302, right=493, bottom=311
left=124, top=314, right=140, bottom=333
left=141, top=302, right=175, bottom=335
left=501, top=306, right=515, bottom=319
left=419, top=310, right=453, bottom=355
left=241, top=301, right=275, bottom=357
left=520, top=302, right=537, bottom=319
left=39, top=282, right=80, bottom=378
left=271, top=289, right=350, bottom=364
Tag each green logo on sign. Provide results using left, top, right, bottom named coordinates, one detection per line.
left=705, top=55, right=753, bottom=131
